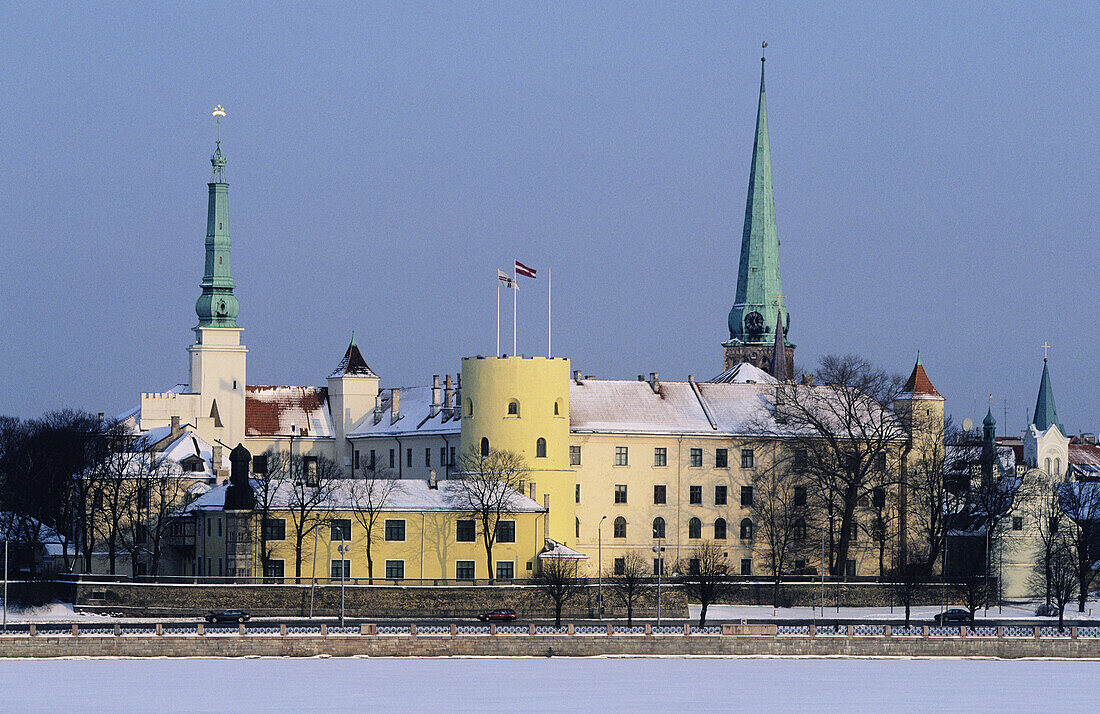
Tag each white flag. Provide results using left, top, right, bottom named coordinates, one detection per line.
left=498, top=270, right=518, bottom=290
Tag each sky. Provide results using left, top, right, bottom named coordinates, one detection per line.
left=1, top=2, right=1097, bottom=435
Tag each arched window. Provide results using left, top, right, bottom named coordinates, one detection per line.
left=465, top=398, right=474, bottom=417
left=576, top=518, right=580, bottom=539
left=613, top=516, right=626, bottom=539
left=688, top=517, right=702, bottom=539
left=554, top=398, right=563, bottom=416
left=793, top=518, right=807, bottom=540
left=1055, top=458, right=1061, bottom=477
left=1046, top=457, right=1052, bottom=474
left=480, top=437, right=490, bottom=457
left=652, top=517, right=666, bottom=539
left=714, top=518, right=727, bottom=540
left=740, top=518, right=754, bottom=540
left=536, top=438, right=547, bottom=458
left=507, top=399, right=520, bottom=417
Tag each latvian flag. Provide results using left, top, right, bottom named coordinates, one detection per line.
left=514, top=260, right=537, bottom=278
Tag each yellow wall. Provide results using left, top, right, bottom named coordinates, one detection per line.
left=459, top=356, right=574, bottom=545
left=194, top=507, right=544, bottom=581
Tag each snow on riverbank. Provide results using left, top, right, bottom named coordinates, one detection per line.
left=690, top=603, right=1100, bottom=621
left=0, top=602, right=114, bottom=623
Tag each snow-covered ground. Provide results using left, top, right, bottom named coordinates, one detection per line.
left=0, top=658, right=1096, bottom=712
left=0, top=602, right=114, bottom=623
left=690, top=603, right=1100, bottom=621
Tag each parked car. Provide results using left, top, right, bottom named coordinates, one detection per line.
left=206, top=609, right=250, bottom=623
left=477, top=609, right=517, bottom=622
left=933, top=608, right=972, bottom=624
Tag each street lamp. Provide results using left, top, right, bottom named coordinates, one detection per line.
left=652, top=538, right=665, bottom=627
left=597, top=516, right=607, bottom=620
left=338, top=528, right=348, bottom=628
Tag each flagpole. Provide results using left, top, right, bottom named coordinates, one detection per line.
left=547, top=266, right=552, bottom=358
left=496, top=277, right=501, bottom=358
left=512, top=259, right=518, bottom=356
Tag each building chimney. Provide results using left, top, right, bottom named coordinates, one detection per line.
left=212, top=444, right=223, bottom=477
left=688, top=375, right=695, bottom=383
left=801, top=374, right=815, bottom=386
left=390, top=389, right=400, bottom=425
left=573, top=370, right=582, bottom=384
left=443, top=375, right=455, bottom=419
left=171, top=415, right=181, bottom=436
left=430, top=375, right=441, bottom=417
left=97, top=412, right=105, bottom=421
left=428, top=469, right=438, bottom=489
left=373, top=393, right=383, bottom=425
left=648, top=372, right=660, bottom=394
left=637, top=375, right=645, bottom=381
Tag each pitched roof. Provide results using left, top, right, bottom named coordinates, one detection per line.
left=1033, top=360, right=1066, bottom=435
left=708, top=362, right=777, bottom=384
left=182, top=479, right=544, bottom=514
left=900, top=357, right=943, bottom=400
left=245, top=386, right=332, bottom=437
left=347, top=385, right=460, bottom=438
left=328, top=339, right=377, bottom=379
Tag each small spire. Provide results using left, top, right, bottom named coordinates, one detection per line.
left=916, top=349, right=922, bottom=366
left=350, top=330, right=356, bottom=346
left=760, top=41, right=767, bottom=91
left=211, top=105, right=227, bottom=182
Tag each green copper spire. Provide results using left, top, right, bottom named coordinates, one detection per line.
left=1033, top=358, right=1065, bottom=435
left=195, top=106, right=239, bottom=329
left=728, top=52, right=787, bottom=346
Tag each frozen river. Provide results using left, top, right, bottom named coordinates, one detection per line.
left=0, top=657, right=1095, bottom=712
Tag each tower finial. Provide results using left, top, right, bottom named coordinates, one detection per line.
left=1041, top=341, right=1051, bottom=362
left=761, top=40, right=767, bottom=62
left=211, top=105, right=227, bottom=183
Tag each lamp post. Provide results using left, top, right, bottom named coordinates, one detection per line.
left=597, top=515, right=607, bottom=620
left=3, top=538, right=7, bottom=634
left=652, top=538, right=664, bottom=627
left=338, top=530, right=348, bottom=628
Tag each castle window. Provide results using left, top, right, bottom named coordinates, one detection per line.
left=740, top=518, right=754, bottom=540
left=689, top=485, right=702, bottom=504
left=614, top=446, right=628, bottom=466
left=614, top=485, right=628, bottom=504
left=613, top=516, right=626, bottom=538
left=465, top=398, right=474, bottom=417
left=653, top=484, right=666, bottom=504
left=480, top=437, right=490, bottom=456
left=652, top=517, right=666, bottom=539
left=1046, top=458, right=1052, bottom=475
left=716, top=448, right=728, bottom=468
left=794, top=486, right=807, bottom=507
left=654, top=447, right=667, bottom=467
left=690, top=448, right=702, bottom=467
left=554, top=399, right=563, bottom=416
left=570, top=445, right=582, bottom=465
left=536, top=438, right=547, bottom=458
left=688, top=517, right=702, bottom=539
left=793, top=519, right=807, bottom=540
left=741, top=449, right=755, bottom=469
left=715, top=485, right=727, bottom=505
left=1055, top=458, right=1061, bottom=477
left=741, top=486, right=754, bottom=507
left=507, top=400, right=520, bottom=417
left=714, top=518, right=727, bottom=540
left=384, top=519, right=406, bottom=542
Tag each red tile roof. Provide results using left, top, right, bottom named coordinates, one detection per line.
left=244, top=386, right=331, bottom=437
left=902, top=362, right=942, bottom=399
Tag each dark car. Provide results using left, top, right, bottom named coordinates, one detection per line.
left=477, top=609, right=517, bottom=622
left=933, top=608, right=972, bottom=624
left=206, top=609, right=250, bottom=623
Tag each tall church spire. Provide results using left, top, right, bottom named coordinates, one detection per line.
left=723, top=45, right=793, bottom=376
left=195, top=105, right=240, bottom=329
left=1032, top=358, right=1065, bottom=435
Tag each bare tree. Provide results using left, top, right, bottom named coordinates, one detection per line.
left=754, top=355, right=907, bottom=578
left=606, top=551, right=649, bottom=627
left=252, top=450, right=282, bottom=579
left=454, top=446, right=528, bottom=581
left=1030, top=481, right=1063, bottom=608
left=538, top=555, right=585, bottom=628
left=750, top=444, right=812, bottom=606
left=886, top=547, right=928, bottom=628
left=907, top=418, right=969, bottom=576
left=91, top=421, right=142, bottom=574
left=1055, top=482, right=1100, bottom=612
left=347, top=467, right=399, bottom=584
left=1029, top=531, right=1076, bottom=631
left=948, top=540, right=987, bottom=623
left=265, top=450, right=341, bottom=581
left=120, top=444, right=190, bottom=576
left=679, top=541, right=733, bottom=627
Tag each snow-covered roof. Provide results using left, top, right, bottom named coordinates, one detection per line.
left=569, top=378, right=902, bottom=439
left=1070, top=442, right=1100, bottom=477
left=709, top=362, right=777, bottom=384
left=348, top=385, right=460, bottom=438
left=182, top=478, right=545, bottom=514
left=539, top=539, right=588, bottom=560
left=245, top=386, right=333, bottom=437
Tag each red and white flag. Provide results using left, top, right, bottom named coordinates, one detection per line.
left=514, top=260, right=536, bottom=279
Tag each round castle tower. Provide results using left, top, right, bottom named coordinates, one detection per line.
left=459, top=356, right=574, bottom=546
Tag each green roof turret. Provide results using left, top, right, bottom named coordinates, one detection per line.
left=1033, top=357, right=1065, bottom=435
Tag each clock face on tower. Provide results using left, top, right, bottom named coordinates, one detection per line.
left=744, top=311, right=764, bottom=333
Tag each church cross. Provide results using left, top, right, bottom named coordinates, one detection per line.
left=1041, top=341, right=1051, bottom=360
left=772, top=293, right=786, bottom=312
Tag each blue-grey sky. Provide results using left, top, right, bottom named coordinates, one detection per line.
left=1, top=2, right=1097, bottom=435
